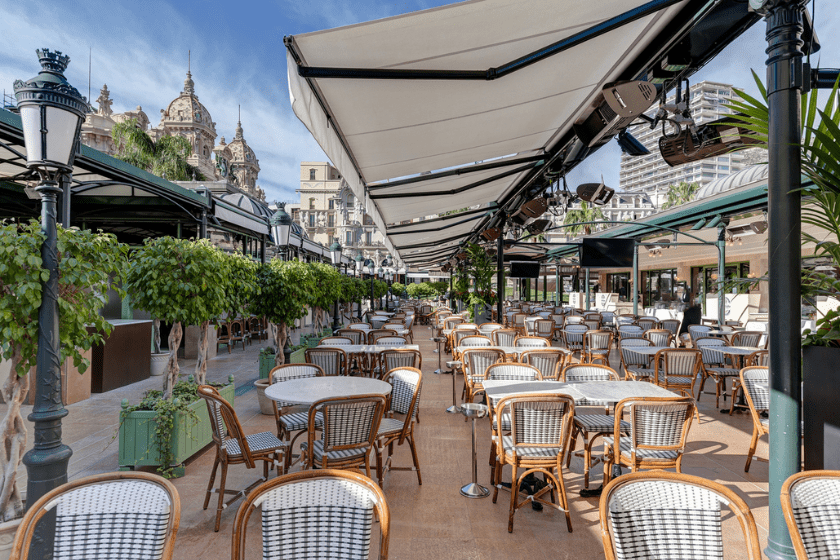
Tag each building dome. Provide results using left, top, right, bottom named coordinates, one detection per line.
left=161, top=71, right=216, bottom=135
left=227, top=120, right=258, bottom=169
left=219, top=192, right=272, bottom=219
left=693, top=164, right=768, bottom=199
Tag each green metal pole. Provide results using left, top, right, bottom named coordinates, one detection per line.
left=761, top=2, right=805, bottom=559
left=584, top=268, right=591, bottom=311
left=632, top=244, right=639, bottom=316
left=555, top=265, right=560, bottom=305
left=717, top=226, right=726, bottom=325
left=542, top=269, right=547, bottom=302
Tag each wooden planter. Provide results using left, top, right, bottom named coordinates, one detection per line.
left=118, top=378, right=235, bottom=477
left=289, top=347, right=306, bottom=364
left=803, top=345, right=840, bottom=470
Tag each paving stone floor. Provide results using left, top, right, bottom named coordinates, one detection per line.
left=1, top=324, right=772, bottom=559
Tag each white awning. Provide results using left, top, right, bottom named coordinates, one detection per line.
left=286, top=0, right=691, bottom=260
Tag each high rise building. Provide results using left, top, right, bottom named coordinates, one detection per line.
left=618, top=81, right=759, bottom=205
left=295, top=162, right=390, bottom=265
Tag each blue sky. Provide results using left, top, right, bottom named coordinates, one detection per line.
left=0, top=0, right=837, bottom=203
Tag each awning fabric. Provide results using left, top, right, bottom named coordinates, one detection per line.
left=286, top=0, right=689, bottom=263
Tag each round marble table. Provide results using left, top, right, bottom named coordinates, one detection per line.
left=263, top=376, right=392, bottom=405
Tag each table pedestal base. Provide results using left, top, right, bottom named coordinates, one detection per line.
left=461, top=482, right=490, bottom=498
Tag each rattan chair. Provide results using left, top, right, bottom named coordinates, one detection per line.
left=520, top=349, right=566, bottom=381
left=602, top=396, right=696, bottom=485
left=249, top=317, right=266, bottom=342
left=269, top=364, right=325, bottom=468
left=450, top=328, right=479, bottom=355
left=644, top=328, right=674, bottom=348
left=617, top=324, right=644, bottom=340
left=461, top=348, right=506, bottom=404
left=550, top=314, right=565, bottom=339
left=733, top=330, right=764, bottom=348
left=584, top=312, right=602, bottom=324
left=375, top=336, right=408, bottom=347
left=456, top=334, right=492, bottom=361
left=583, top=330, right=613, bottom=365
left=491, top=393, right=575, bottom=533
left=562, top=324, right=588, bottom=357
left=337, top=328, right=366, bottom=345
left=320, top=336, right=352, bottom=346
left=512, top=312, right=527, bottom=335
left=301, top=394, right=386, bottom=478
left=782, top=470, right=840, bottom=560
left=231, top=469, right=390, bottom=560
left=660, top=317, right=681, bottom=339
left=533, top=318, right=556, bottom=340
left=600, top=311, right=616, bottom=329
left=348, top=322, right=372, bottom=332
left=695, top=337, right=739, bottom=408
left=654, top=348, right=703, bottom=401
left=377, top=348, right=422, bottom=378
left=600, top=471, right=762, bottom=560
left=514, top=335, right=550, bottom=348
left=688, top=324, right=713, bottom=345
left=376, top=367, right=422, bottom=486
left=741, top=366, right=770, bottom=472
left=368, top=328, right=398, bottom=345
left=198, top=385, right=286, bottom=531
left=485, top=362, right=542, bottom=381
left=637, top=317, right=659, bottom=332
left=337, top=328, right=367, bottom=373
left=384, top=322, right=412, bottom=343
left=618, top=338, right=655, bottom=381
left=563, top=364, right=626, bottom=488
left=229, top=319, right=246, bottom=351
left=565, top=315, right=585, bottom=325
left=216, top=322, right=232, bottom=354
left=729, top=350, right=768, bottom=414
left=492, top=328, right=518, bottom=347
left=305, top=347, right=347, bottom=377
left=11, top=472, right=180, bottom=560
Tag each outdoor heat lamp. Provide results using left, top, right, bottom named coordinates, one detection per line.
left=14, top=49, right=89, bottom=174
left=659, top=116, right=761, bottom=166
left=573, top=80, right=657, bottom=147
left=576, top=176, right=614, bottom=206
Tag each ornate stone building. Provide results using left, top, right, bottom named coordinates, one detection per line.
left=294, top=162, right=388, bottom=265
left=78, top=69, right=265, bottom=201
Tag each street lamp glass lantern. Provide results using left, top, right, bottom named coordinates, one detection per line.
left=14, top=49, right=89, bottom=173
left=377, top=267, right=384, bottom=278
left=329, top=241, right=342, bottom=266
left=270, top=203, right=293, bottom=248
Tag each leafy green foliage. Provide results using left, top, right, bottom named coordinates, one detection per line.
left=112, top=119, right=205, bottom=181
left=430, top=281, right=448, bottom=294
left=125, top=237, right=229, bottom=327
left=373, top=279, right=389, bottom=299
left=307, top=262, right=341, bottom=310
left=250, top=260, right=315, bottom=327
left=563, top=202, right=605, bottom=235
left=803, top=308, right=840, bottom=348
left=662, top=181, right=700, bottom=210
left=391, top=282, right=405, bottom=295
left=0, top=221, right=128, bottom=376
left=406, top=282, right=440, bottom=299
left=222, top=252, right=259, bottom=319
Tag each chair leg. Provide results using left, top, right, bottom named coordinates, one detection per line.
left=745, top=427, right=759, bottom=472
left=553, top=467, right=573, bottom=533
left=407, top=434, right=422, bottom=485
left=566, top=427, right=578, bottom=468
left=213, top=461, right=229, bottom=532
left=508, top=465, right=519, bottom=533
left=375, top=444, right=384, bottom=486
left=492, top=460, right=502, bottom=503
left=203, top=454, right=220, bottom=510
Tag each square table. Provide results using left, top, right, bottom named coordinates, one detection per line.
left=483, top=379, right=674, bottom=407
left=317, top=344, right=419, bottom=354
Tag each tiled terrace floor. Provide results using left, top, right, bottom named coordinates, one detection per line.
left=3, top=323, right=772, bottom=559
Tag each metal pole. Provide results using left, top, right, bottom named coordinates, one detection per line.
left=632, top=244, right=639, bottom=316
left=23, top=180, right=72, bottom=509
left=260, top=234, right=266, bottom=264
left=554, top=265, right=560, bottom=305
left=717, top=226, right=726, bottom=325
left=200, top=209, right=207, bottom=239
left=762, top=2, right=805, bottom=559
left=542, top=268, right=547, bottom=302
left=60, top=173, right=71, bottom=226
left=584, top=268, right=591, bottom=311
left=496, top=225, right=504, bottom=322
left=370, top=274, right=375, bottom=312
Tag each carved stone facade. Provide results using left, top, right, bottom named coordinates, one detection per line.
left=295, top=162, right=387, bottom=265
left=78, top=70, right=265, bottom=201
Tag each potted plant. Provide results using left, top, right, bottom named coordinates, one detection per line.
left=250, top=260, right=315, bottom=366
left=727, top=73, right=840, bottom=469
left=307, top=262, right=341, bottom=334
left=464, top=243, right=497, bottom=323
left=0, top=221, right=127, bottom=521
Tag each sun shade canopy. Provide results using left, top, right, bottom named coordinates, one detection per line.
left=286, top=0, right=760, bottom=266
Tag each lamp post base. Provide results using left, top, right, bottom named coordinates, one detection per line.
left=460, top=482, right=490, bottom=498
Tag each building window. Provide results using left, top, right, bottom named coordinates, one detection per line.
left=308, top=214, right=315, bottom=227
left=309, top=197, right=315, bottom=210
left=365, top=232, right=372, bottom=245
left=309, top=168, right=316, bottom=180
left=345, top=231, right=352, bottom=245
left=328, top=200, right=334, bottom=210
left=328, top=214, right=335, bottom=227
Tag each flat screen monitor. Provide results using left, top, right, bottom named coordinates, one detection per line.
left=509, top=261, right=541, bottom=278
left=580, top=238, right=635, bottom=268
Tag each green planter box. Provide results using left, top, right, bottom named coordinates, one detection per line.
left=259, top=352, right=276, bottom=379
left=118, top=379, right=235, bottom=477
left=290, top=347, right=306, bottom=364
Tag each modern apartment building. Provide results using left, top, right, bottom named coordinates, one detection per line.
left=618, top=81, right=758, bottom=205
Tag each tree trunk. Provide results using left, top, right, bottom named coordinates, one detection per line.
left=152, top=318, right=161, bottom=354
left=164, top=322, right=183, bottom=399
left=194, top=320, right=210, bottom=385
left=273, top=322, right=288, bottom=366
left=267, top=322, right=277, bottom=353
left=0, top=347, right=28, bottom=521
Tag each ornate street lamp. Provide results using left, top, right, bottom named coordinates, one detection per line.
left=270, top=203, right=293, bottom=260
left=364, top=258, right=375, bottom=310
left=14, top=49, right=89, bottom=509
left=329, top=242, right=342, bottom=330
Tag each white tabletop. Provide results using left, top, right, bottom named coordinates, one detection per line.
left=621, top=346, right=672, bottom=356
left=457, top=345, right=565, bottom=355
left=705, top=329, right=744, bottom=336
left=317, top=344, right=419, bottom=354
left=264, top=376, right=392, bottom=405
left=484, top=380, right=675, bottom=406
left=708, top=346, right=761, bottom=356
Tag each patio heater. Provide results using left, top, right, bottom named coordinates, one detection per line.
left=270, top=203, right=293, bottom=260
left=329, top=241, right=342, bottom=331
left=14, top=49, right=89, bottom=511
